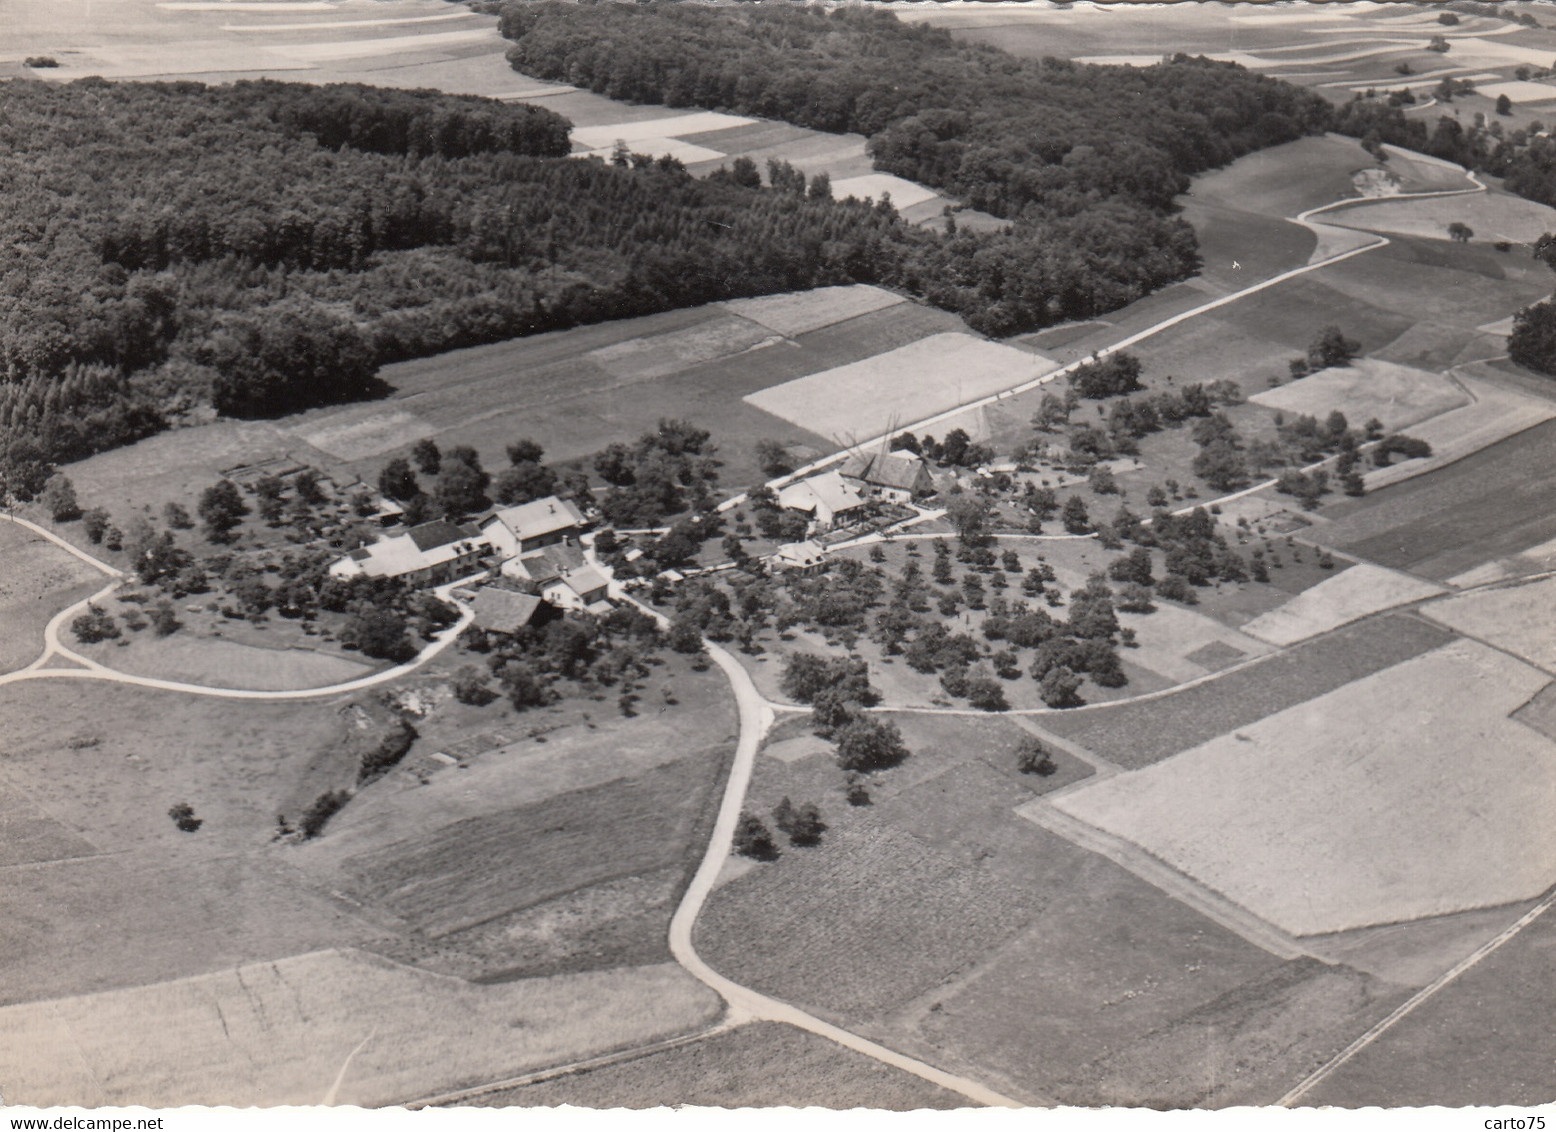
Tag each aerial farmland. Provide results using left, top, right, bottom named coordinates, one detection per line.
left=1, top=0, right=1555, bottom=1117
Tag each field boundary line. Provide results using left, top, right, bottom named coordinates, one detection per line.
left=401, top=1022, right=738, bottom=1109
left=1018, top=802, right=1308, bottom=962
left=1278, top=884, right=1556, bottom=1107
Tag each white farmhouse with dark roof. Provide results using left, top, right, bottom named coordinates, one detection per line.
left=327, top=520, right=486, bottom=587
left=480, top=496, right=587, bottom=558
left=777, top=469, right=869, bottom=529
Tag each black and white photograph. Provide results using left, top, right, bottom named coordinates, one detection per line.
left=1, top=0, right=1554, bottom=1117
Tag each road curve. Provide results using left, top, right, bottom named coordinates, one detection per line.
left=668, top=641, right=1025, bottom=1108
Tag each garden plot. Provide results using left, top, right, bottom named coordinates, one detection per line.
left=1326, top=189, right=1556, bottom=245
left=1250, top=358, right=1469, bottom=434
left=288, top=406, right=437, bottom=462
left=745, top=333, right=1055, bottom=444
left=1421, top=575, right=1556, bottom=671
left=720, top=285, right=906, bottom=338
left=1118, top=602, right=1273, bottom=685
left=0, top=950, right=718, bottom=1108
left=1239, top=563, right=1445, bottom=646
left=587, top=313, right=777, bottom=382
left=1055, top=640, right=1556, bottom=936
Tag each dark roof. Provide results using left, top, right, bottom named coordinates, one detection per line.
left=841, top=450, right=931, bottom=492
left=407, top=519, right=475, bottom=553
left=519, top=543, right=587, bottom=582
left=469, top=588, right=549, bottom=633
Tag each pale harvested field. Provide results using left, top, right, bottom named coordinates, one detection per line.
left=571, top=112, right=756, bottom=150
left=1055, top=640, right=1556, bottom=936
left=745, top=332, right=1055, bottom=443
left=721, top=284, right=906, bottom=338
left=1240, top=562, right=1446, bottom=646
left=1422, top=575, right=1556, bottom=671
left=1251, top=358, right=1469, bottom=434
left=830, top=173, right=940, bottom=209
left=1327, top=190, right=1556, bottom=246
left=1475, top=79, right=1556, bottom=104
left=76, top=633, right=375, bottom=691
left=0, top=950, right=719, bottom=1108
left=574, top=137, right=724, bottom=165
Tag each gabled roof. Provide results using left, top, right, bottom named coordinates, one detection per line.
left=774, top=540, right=826, bottom=566
left=841, top=449, right=931, bottom=492
left=407, top=519, right=478, bottom=552
left=514, top=543, right=588, bottom=584
left=485, top=496, right=586, bottom=540
left=468, top=588, right=549, bottom=633
left=778, top=470, right=867, bottom=515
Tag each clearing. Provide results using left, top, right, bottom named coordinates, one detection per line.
left=0, top=949, right=718, bottom=1108
left=1054, top=640, right=1556, bottom=936
left=71, top=631, right=376, bottom=691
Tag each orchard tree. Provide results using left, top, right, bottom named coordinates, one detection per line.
left=1016, top=736, right=1058, bottom=776
left=733, top=812, right=779, bottom=860
left=197, top=479, right=249, bottom=542
left=1062, top=495, right=1091, bottom=534
left=378, top=457, right=419, bottom=502
left=1038, top=664, right=1084, bottom=708
left=82, top=508, right=111, bottom=544
left=411, top=439, right=442, bottom=475
left=835, top=716, right=910, bottom=773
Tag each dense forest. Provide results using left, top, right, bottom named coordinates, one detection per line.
left=500, top=2, right=1336, bottom=331
left=0, top=78, right=946, bottom=487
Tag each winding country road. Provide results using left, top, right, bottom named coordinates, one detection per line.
left=0, top=151, right=1516, bottom=1108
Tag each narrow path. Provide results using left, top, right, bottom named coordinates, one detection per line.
left=0, top=511, right=480, bottom=700
left=615, top=593, right=1023, bottom=1107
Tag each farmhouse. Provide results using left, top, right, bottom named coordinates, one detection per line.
left=480, top=496, right=587, bottom=558
left=771, top=540, right=829, bottom=575
left=327, top=520, right=486, bottom=587
left=467, top=587, right=559, bottom=636
left=501, top=543, right=612, bottom=612
left=840, top=447, right=935, bottom=503
left=777, top=470, right=869, bottom=529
